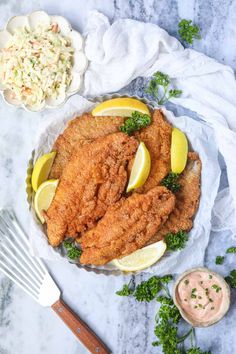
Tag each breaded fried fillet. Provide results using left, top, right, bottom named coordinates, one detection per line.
left=45, top=132, right=138, bottom=247
left=80, top=186, right=175, bottom=265
left=50, top=113, right=125, bottom=179
left=147, top=152, right=201, bottom=245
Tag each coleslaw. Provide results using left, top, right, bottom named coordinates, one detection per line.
left=0, top=23, right=74, bottom=108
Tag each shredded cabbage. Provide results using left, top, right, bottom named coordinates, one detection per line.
left=0, top=23, right=74, bottom=108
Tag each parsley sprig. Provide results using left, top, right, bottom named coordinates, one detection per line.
left=226, top=246, right=236, bottom=254
left=63, top=239, right=82, bottom=260
left=165, top=230, right=188, bottom=251
left=116, top=275, right=210, bottom=354
left=161, top=172, right=180, bottom=192
left=225, top=269, right=236, bottom=288
left=120, top=111, right=151, bottom=135
left=145, top=71, right=182, bottom=105
left=215, top=256, right=224, bottom=265
left=178, top=19, right=201, bottom=45
left=116, top=275, right=172, bottom=301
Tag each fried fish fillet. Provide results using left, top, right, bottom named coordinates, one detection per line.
left=45, top=132, right=138, bottom=247
left=134, top=109, right=172, bottom=193
left=50, top=113, right=125, bottom=179
left=147, top=152, right=201, bottom=245
left=80, top=186, right=175, bottom=265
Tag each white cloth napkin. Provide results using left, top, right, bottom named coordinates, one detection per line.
left=82, top=11, right=236, bottom=229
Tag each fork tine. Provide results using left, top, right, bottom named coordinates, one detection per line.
left=0, top=259, right=39, bottom=301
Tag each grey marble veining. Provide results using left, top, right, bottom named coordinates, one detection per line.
left=0, top=1, right=236, bottom=354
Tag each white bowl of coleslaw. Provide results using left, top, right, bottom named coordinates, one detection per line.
left=0, top=11, right=88, bottom=112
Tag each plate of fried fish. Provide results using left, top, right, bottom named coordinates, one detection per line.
left=27, top=95, right=203, bottom=273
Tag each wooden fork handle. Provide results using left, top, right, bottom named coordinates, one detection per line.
left=52, top=298, right=110, bottom=354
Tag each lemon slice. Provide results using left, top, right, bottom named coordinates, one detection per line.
left=171, top=128, right=188, bottom=174
left=112, top=240, right=167, bottom=272
left=92, top=98, right=150, bottom=117
left=31, top=152, right=56, bottom=192
left=127, top=142, right=151, bottom=192
left=34, top=179, right=59, bottom=223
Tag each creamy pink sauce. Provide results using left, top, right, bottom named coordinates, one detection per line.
left=176, top=270, right=227, bottom=323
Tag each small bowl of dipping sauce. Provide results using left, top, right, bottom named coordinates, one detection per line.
left=173, top=267, right=231, bottom=327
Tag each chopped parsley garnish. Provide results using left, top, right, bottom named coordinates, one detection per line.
left=63, top=239, right=82, bottom=260
left=186, top=348, right=211, bottom=354
left=165, top=230, right=188, bottom=251
left=191, top=288, right=197, bottom=299
left=145, top=71, right=182, bottom=105
left=215, top=256, right=225, bottom=265
left=120, top=111, right=151, bottom=135
left=161, top=172, right=180, bottom=192
left=178, top=19, right=201, bottom=45
left=184, top=279, right=189, bottom=285
left=209, top=275, right=213, bottom=279
left=226, top=246, right=236, bottom=254
left=225, top=269, right=236, bottom=288
left=211, top=284, right=222, bottom=293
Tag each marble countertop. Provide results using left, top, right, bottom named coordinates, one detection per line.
left=0, top=1, right=236, bottom=353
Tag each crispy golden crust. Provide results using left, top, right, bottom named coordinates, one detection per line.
left=80, top=187, right=175, bottom=265
left=134, top=109, right=172, bottom=193
left=146, top=152, right=201, bottom=245
left=50, top=113, right=125, bottom=179
left=45, top=132, right=138, bottom=247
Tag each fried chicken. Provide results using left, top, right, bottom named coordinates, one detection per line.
left=80, top=186, right=175, bottom=265
left=134, top=109, right=172, bottom=193
left=50, top=113, right=125, bottom=179
left=147, top=152, right=201, bottom=245
left=45, top=132, right=138, bottom=247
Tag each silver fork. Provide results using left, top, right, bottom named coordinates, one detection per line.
left=0, top=209, right=110, bottom=354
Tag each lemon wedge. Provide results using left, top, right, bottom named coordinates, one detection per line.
left=127, top=142, right=151, bottom=192
left=112, top=240, right=167, bottom=272
left=31, top=152, right=56, bottom=192
left=171, top=128, right=188, bottom=174
left=34, top=179, right=59, bottom=223
left=92, top=97, right=150, bottom=117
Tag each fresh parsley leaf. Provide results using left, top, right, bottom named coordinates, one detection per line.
left=154, top=320, right=181, bottom=354
left=120, top=111, right=151, bottom=135
left=63, top=239, right=82, bottom=260
left=178, top=19, right=201, bottom=45
left=158, top=302, right=181, bottom=324
left=226, top=246, right=236, bottom=254
left=145, top=71, right=182, bottom=105
left=116, top=284, right=134, bottom=296
left=161, top=274, right=173, bottom=284
left=165, top=230, right=188, bottom=251
left=225, top=269, right=236, bottom=288
left=186, top=348, right=211, bottom=354
left=215, top=256, right=225, bottom=265
left=134, top=276, right=162, bottom=302
left=161, top=172, right=180, bottom=192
